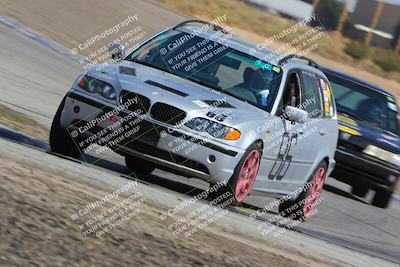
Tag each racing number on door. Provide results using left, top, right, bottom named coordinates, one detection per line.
left=268, top=120, right=298, bottom=180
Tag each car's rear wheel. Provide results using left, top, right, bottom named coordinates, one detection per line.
left=351, top=185, right=368, bottom=198
left=279, top=161, right=327, bottom=221
left=49, top=95, right=83, bottom=158
left=372, top=189, right=392, bottom=208
left=125, top=156, right=155, bottom=175
left=209, top=143, right=261, bottom=206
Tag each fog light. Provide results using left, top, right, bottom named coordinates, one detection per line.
left=208, top=155, right=216, bottom=163
left=73, top=106, right=80, bottom=113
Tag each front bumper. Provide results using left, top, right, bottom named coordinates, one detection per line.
left=331, top=145, right=399, bottom=191
left=60, top=90, right=244, bottom=184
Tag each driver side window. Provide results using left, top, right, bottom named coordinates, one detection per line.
left=280, top=72, right=301, bottom=110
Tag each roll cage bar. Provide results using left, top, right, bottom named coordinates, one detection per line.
left=173, top=19, right=229, bottom=34
left=278, top=54, right=320, bottom=69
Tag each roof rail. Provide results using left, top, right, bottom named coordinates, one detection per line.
left=278, top=54, right=320, bottom=69
left=173, top=19, right=229, bottom=34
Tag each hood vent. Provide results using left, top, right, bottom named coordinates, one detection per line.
left=119, top=66, right=136, bottom=76
left=202, top=100, right=235, bottom=108
left=145, top=80, right=188, bottom=97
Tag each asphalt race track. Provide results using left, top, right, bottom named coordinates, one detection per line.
left=0, top=2, right=399, bottom=265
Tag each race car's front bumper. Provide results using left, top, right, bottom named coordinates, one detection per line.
left=60, top=90, right=245, bottom=184
left=331, top=145, right=399, bottom=192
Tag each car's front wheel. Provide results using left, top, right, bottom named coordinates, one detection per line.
left=209, top=143, right=261, bottom=206
left=279, top=161, right=327, bottom=221
left=49, top=95, right=83, bottom=158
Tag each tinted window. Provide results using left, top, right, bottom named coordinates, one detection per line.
left=326, top=73, right=399, bottom=134
left=281, top=72, right=302, bottom=109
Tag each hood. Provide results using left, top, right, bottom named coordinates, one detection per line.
left=87, top=61, right=267, bottom=126
left=338, top=114, right=400, bottom=154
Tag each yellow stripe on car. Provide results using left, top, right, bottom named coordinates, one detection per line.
left=337, top=115, right=358, bottom=127
left=338, top=125, right=361, bottom=136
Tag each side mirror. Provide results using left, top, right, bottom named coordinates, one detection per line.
left=109, top=42, right=125, bottom=61
left=284, top=106, right=308, bottom=122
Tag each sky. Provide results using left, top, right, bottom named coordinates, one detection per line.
left=337, top=0, right=400, bottom=12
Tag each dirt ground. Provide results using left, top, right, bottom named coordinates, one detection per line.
left=0, top=154, right=335, bottom=267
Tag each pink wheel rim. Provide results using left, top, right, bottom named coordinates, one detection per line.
left=235, top=150, right=260, bottom=203
left=303, top=166, right=326, bottom=218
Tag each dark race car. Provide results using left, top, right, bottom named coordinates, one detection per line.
left=322, top=67, right=400, bottom=208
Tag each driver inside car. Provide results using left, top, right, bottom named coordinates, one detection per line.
left=283, top=74, right=299, bottom=108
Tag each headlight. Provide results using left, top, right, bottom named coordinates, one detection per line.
left=101, top=85, right=116, bottom=100
left=363, top=145, right=400, bottom=166
left=185, top=117, right=241, bottom=140
left=185, top=117, right=210, bottom=131
left=206, top=121, right=228, bottom=138
left=78, top=75, right=116, bottom=100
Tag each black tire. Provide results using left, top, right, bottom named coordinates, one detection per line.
left=208, top=143, right=261, bottom=207
left=49, top=95, right=83, bottom=158
left=351, top=185, right=368, bottom=198
left=125, top=156, right=155, bottom=175
left=372, top=189, right=392, bottom=209
left=279, top=161, right=327, bottom=221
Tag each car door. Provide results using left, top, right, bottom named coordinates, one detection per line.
left=252, top=70, right=305, bottom=195
left=286, top=70, right=326, bottom=185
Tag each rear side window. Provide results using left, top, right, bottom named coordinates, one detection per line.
left=317, top=77, right=335, bottom=118
left=301, top=71, right=323, bottom=118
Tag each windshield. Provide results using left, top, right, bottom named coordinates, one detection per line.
left=326, top=73, right=399, bottom=135
left=126, top=29, right=282, bottom=111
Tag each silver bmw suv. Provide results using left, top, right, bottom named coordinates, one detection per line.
left=50, top=20, right=338, bottom=219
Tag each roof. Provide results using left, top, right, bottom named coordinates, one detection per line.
left=321, top=66, right=393, bottom=96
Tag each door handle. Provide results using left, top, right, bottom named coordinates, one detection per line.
left=319, top=130, right=326, bottom=136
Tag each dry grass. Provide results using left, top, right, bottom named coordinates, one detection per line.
left=0, top=105, right=48, bottom=141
